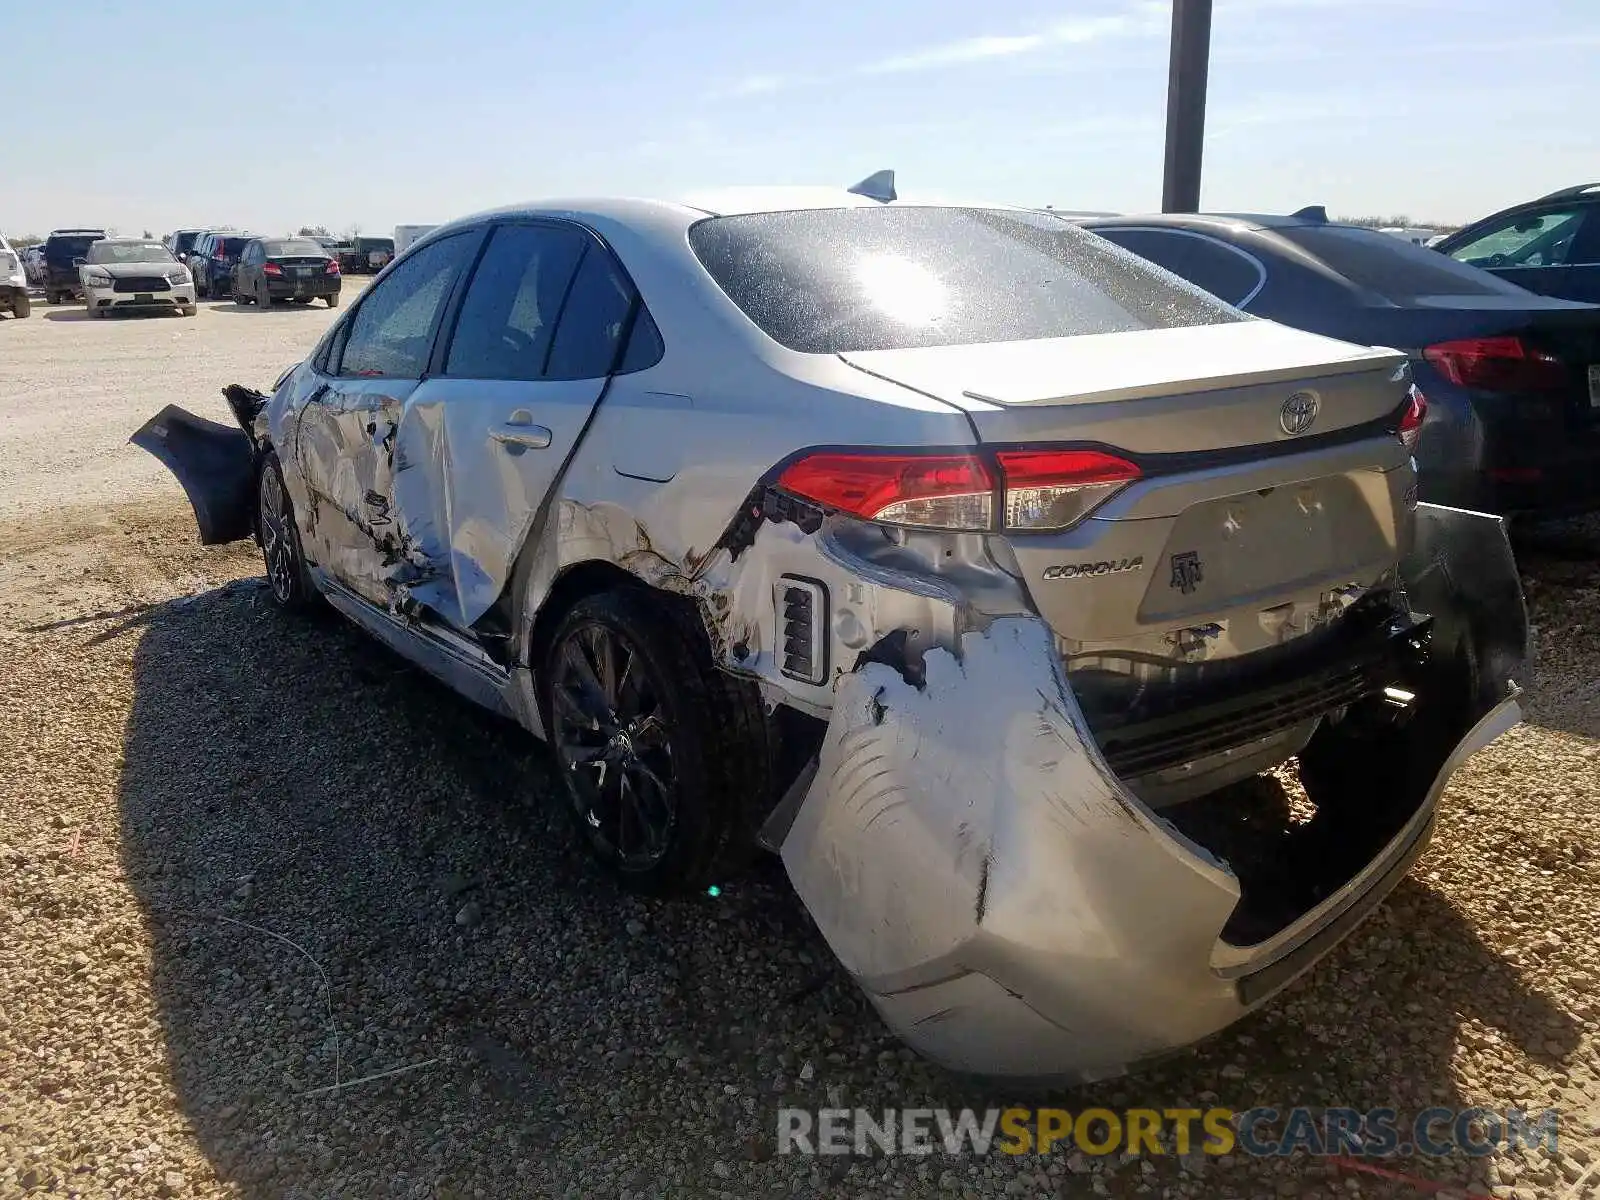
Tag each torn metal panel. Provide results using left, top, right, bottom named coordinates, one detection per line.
left=1400, top=501, right=1532, bottom=709
left=129, top=405, right=256, bottom=545
left=780, top=589, right=1524, bottom=1080
left=290, top=379, right=429, bottom=608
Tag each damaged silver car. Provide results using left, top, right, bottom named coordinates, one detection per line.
left=134, top=185, right=1530, bottom=1083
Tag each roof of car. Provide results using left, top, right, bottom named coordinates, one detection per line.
left=1081, top=210, right=1388, bottom=237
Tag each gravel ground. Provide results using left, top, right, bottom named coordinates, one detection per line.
left=2, top=296, right=1600, bottom=1199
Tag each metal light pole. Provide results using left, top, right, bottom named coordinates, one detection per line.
left=1161, top=0, right=1214, bottom=213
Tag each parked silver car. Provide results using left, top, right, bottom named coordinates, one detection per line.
left=80, top=238, right=196, bottom=317
left=134, top=186, right=1529, bottom=1082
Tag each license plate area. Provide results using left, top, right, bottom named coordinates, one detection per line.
left=134, top=293, right=153, bottom=303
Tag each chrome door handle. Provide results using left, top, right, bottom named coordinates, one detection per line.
left=490, top=422, right=553, bottom=450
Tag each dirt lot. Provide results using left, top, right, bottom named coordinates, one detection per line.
left=1, top=292, right=1599, bottom=1199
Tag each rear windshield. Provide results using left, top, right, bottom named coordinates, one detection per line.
left=173, top=231, right=202, bottom=253
left=1274, top=225, right=1527, bottom=301
left=87, top=241, right=175, bottom=264
left=356, top=238, right=394, bottom=251
left=45, top=235, right=103, bottom=262
left=215, top=237, right=251, bottom=256
left=687, top=207, right=1246, bottom=354
left=263, top=239, right=327, bottom=257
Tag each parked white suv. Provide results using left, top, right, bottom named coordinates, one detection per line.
left=0, top=235, right=29, bottom=319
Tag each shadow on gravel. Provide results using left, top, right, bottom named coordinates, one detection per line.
left=1512, top=515, right=1600, bottom=740
left=117, top=582, right=1582, bottom=1199
left=210, top=303, right=339, bottom=316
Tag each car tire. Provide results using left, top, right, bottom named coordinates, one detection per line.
left=326, top=292, right=340, bottom=309
left=12, top=294, right=29, bottom=319
left=235, top=286, right=250, bottom=306
left=543, top=588, right=771, bottom=895
left=256, top=451, right=317, bottom=613
left=257, top=282, right=273, bottom=309
left=45, top=291, right=58, bottom=305
left=180, top=304, right=197, bottom=317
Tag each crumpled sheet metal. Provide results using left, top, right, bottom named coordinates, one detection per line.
left=781, top=616, right=1243, bottom=1076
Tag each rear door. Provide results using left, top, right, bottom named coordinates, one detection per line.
left=292, top=228, right=484, bottom=607
left=386, top=219, right=638, bottom=630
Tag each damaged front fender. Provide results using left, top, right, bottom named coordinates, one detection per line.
left=130, top=397, right=262, bottom=545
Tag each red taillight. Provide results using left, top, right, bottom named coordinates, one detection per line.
left=262, top=262, right=282, bottom=276
left=212, top=247, right=226, bottom=260
left=993, top=448, right=1141, bottom=530
left=1398, top=385, right=1427, bottom=454
left=774, top=448, right=1142, bottom=532
left=1422, top=336, right=1566, bottom=391
left=325, top=258, right=340, bottom=275
left=777, top=453, right=995, bottom=530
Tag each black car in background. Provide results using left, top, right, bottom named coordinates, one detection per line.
left=340, top=236, right=393, bottom=274
left=190, top=231, right=257, bottom=298
left=1080, top=208, right=1600, bottom=519
left=42, top=228, right=107, bottom=304
left=231, top=237, right=341, bottom=308
left=1434, top=183, right=1600, bottom=304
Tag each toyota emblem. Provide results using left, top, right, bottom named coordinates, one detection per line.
left=1279, top=390, right=1320, bottom=436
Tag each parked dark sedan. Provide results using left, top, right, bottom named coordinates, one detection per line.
left=1434, top=184, right=1600, bottom=304
left=231, top=238, right=341, bottom=308
left=1080, top=208, right=1600, bottom=519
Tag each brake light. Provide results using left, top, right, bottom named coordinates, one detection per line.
left=1422, top=336, right=1566, bottom=391
left=777, top=452, right=995, bottom=530
left=262, top=262, right=282, bottom=276
left=1398, top=385, right=1427, bottom=454
left=775, top=448, right=1142, bottom=532
left=994, top=448, right=1141, bottom=531
left=325, top=258, right=340, bottom=275
left=212, top=248, right=226, bottom=261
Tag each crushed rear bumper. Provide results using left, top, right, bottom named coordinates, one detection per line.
left=777, top=503, right=1528, bottom=1082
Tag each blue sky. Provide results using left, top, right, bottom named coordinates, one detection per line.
left=9, top=0, right=1598, bottom=237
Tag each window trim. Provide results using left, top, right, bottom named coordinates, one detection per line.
left=330, top=225, right=488, bottom=380
left=1091, top=224, right=1268, bottom=308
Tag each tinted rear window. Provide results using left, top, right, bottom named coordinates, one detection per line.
left=263, top=239, right=326, bottom=257
left=173, top=232, right=202, bottom=253
left=1274, top=225, right=1527, bottom=301
left=216, top=237, right=251, bottom=256
left=46, top=235, right=103, bottom=261
left=687, top=207, right=1245, bottom=354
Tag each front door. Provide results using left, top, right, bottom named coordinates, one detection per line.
left=292, top=228, right=484, bottom=607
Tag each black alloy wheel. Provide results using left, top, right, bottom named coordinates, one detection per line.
left=256, top=452, right=315, bottom=611
left=544, top=589, right=772, bottom=894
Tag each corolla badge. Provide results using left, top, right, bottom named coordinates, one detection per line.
left=1042, top=556, right=1144, bottom=581
left=1279, top=390, right=1320, bottom=436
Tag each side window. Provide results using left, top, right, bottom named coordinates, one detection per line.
left=545, top=246, right=641, bottom=379
left=1448, top=208, right=1588, bottom=268
left=443, top=223, right=588, bottom=381
left=617, top=307, right=664, bottom=374
left=338, top=231, right=477, bottom=379
left=1093, top=228, right=1263, bottom=307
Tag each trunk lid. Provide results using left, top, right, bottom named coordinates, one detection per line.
left=844, top=319, right=1415, bottom=666
left=839, top=319, right=1407, bottom=455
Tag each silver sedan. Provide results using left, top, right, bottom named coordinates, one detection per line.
left=134, top=181, right=1529, bottom=1082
